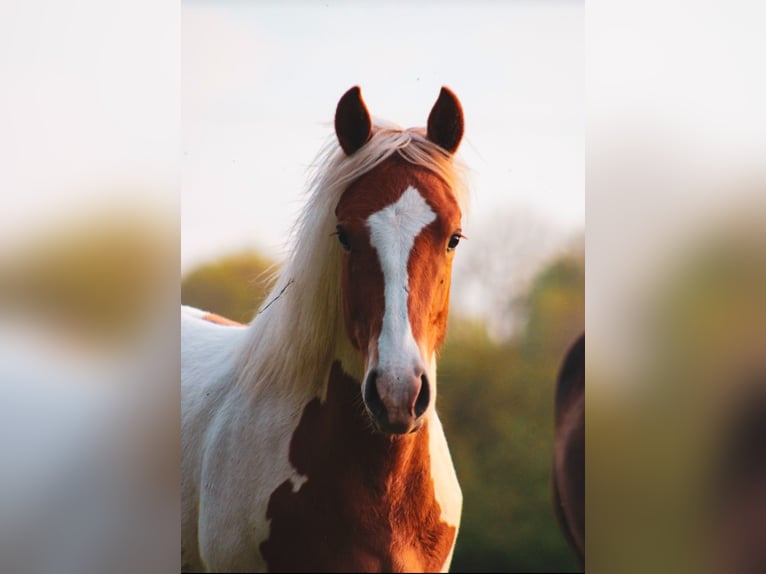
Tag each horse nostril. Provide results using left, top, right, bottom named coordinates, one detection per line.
left=363, top=369, right=385, bottom=418
left=414, top=373, right=430, bottom=418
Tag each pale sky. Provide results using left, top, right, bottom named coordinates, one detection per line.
left=182, top=0, right=584, bottom=272
left=0, top=0, right=178, bottom=251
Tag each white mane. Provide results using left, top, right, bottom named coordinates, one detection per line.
left=233, top=122, right=468, bottom=397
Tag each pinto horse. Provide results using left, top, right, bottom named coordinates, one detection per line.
left=182, top=87, right=467, bottom=572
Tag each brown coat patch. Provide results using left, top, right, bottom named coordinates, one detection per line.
left=260, top=361, right=456, bottom=572
left=201, top=312, right=243, bottom=327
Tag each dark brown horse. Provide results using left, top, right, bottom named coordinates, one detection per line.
left=552, top=332, right=585, bottom=568
left=713, top=381, right=766, bottom=574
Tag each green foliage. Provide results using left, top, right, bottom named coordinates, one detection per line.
left=439, top=250, right=584, bottom=572
left=181, top=251, right=276, bottom=323
left=5, top=212, right=175, bottom=343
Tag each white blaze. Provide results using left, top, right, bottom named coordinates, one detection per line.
left=366, top=185, right=436, bottom=372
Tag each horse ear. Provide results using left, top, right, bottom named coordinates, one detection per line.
left=335, top=86, right=372, bottom=155
left=427, top=86, right=464, bottom=154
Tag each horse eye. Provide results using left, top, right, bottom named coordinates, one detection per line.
left=336, top=225, right=351, bottom=251
left=447, top=233, right=461, bottom=251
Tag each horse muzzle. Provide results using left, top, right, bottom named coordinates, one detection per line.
left=362, top=366, right=430, bottom=434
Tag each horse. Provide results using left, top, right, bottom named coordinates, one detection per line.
left=712, top=380, right=766, bottom=574
left=552, top=332, right=585, bottom=568
left=182, top=86, right=468, bottom=572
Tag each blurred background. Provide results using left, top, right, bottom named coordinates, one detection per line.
left=587, top=1, right=766, bottom=572
left=1, top=0, right=179, bottom=572
left=182, top=1, right=584, bottom=571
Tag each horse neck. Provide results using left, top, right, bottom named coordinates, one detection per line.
left=238, top=252, right=435, bottom=478
left=260, top=363, right=453, bottom=574
left=238, top=310, right=431, bottom=492
left=234, top=237, right=363, bottom=401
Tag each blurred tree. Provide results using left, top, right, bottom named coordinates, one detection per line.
left=440, top=246, right=584, bottom=572
left=3, top=210, right=174, bottom=343
left=522, top=242, right=585, bottom=362
left=451, top=208, right=575, bottom=341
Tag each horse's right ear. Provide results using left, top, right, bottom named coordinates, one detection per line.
left=335, top=86, right=372, bottom=155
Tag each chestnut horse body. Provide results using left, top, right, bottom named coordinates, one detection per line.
left=182, top=87, right=467, bottom=572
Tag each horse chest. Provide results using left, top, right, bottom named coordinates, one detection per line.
left=260, top=469, right=455, bottom=572
left=258, top=362, right=457, bottom=572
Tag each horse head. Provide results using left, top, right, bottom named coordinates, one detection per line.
left=333, top=86, right=464, bottom=435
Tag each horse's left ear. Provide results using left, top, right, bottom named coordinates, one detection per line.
left=335, top=86, right=372, bottom=156
left=427, top=87, right=464, bottom=154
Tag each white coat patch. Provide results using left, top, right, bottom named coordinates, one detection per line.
left=366, top=186, right=436, bottom=370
